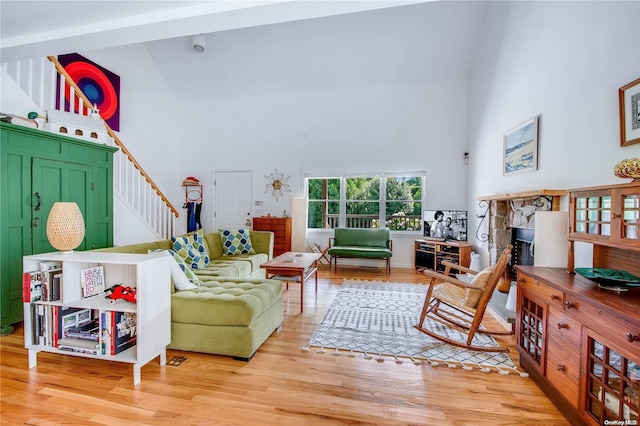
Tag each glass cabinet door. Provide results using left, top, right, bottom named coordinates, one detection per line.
left=585, top=333, right=639, bottom=424
left=573, top=192, right=611, bottom=237
left=517, top=294, right=546, bottom=373
left=615, top=187, right=640, bottom=247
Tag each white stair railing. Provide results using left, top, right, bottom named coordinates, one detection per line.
left=2, top=57, right=179, bottom=240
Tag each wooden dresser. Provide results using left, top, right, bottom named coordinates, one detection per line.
left=253, top=216, right=292, bottom=256
left=515, top=181, right=640, bottom=426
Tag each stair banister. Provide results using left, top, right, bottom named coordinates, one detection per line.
left=47, top=56, right=179, bottom=220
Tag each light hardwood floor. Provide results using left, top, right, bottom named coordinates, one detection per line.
left=0, top=265, right=570, bottom=425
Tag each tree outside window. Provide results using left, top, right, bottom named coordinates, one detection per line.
left=306, top=173, right=424, bottom=232
left=307, top=178, right=340, bottom=229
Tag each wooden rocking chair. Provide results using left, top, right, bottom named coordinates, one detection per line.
left=414, top=244, right=513, bottom=353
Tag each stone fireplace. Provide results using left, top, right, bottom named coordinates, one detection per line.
left=477, top=190, right=566, bottom=329
left=479, top=190, right=566, bottom=279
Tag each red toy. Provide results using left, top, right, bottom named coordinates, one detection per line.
left=105, top=284, right=137, bottom=304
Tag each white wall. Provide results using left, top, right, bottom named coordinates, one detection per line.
left=467, top=1, right=640, bottom=268
left=78, top=48, right=470, bottom=267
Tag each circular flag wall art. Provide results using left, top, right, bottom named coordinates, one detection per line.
left=56, top=53, right=121, bottom=131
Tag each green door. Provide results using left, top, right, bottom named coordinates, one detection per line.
left=31, top=158, right=94, bottom=254
left=0, top=122, right=116, bottom=334
left=0, top=150, right=33, bottom=333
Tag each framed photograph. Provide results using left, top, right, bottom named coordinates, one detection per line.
left=619, top=77, right=640, bottom=147
left=503, top=116, right=539, bottom=176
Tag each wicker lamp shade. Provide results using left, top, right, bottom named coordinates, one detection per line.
left=46, top=202, right=85, bottom=254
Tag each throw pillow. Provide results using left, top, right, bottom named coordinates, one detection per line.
left=171, top=228, right=210, bottom=269
left=219, top=229, right=255, bottom=255
left=149, top=249, right=199, bottom=290
left=464, top=266, right=496, bottom=308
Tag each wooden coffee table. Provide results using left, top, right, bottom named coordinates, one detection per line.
left=260, top=252, right=321, bottom=313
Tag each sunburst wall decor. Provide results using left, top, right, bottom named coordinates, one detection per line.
left=265, top=168, right=291, bottom=201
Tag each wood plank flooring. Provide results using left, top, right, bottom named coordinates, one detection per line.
left=0, top=265, right=570, bottom=425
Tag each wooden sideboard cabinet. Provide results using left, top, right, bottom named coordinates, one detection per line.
left=253, top=216, right=291, bottom=256
left=414, top=239, right=472, bottom=274
left=515, top=267, right=640, bottom=426
left=514, top=180, right=640, bottom=425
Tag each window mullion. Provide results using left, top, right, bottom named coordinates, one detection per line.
left=339, top=175, right=347, bottom=228
left=380, top=176, right=386, bottom=229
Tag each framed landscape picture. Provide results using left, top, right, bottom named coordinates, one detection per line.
left=503, top=116, right=539, bottom=176
left=619, top=77, right=640, bottom=147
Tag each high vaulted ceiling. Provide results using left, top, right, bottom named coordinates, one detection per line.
left=1, top=1, right=489, bottom=99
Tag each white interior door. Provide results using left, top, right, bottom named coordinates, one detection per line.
left=214, top=171, right=253, bottom=230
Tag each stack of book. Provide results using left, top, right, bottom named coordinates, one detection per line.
left=56, top=307, right=100, bottom=355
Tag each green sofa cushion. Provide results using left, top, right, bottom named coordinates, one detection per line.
left=227, top=253, right=269, bottom=271
left=332, top=228, right=391, bottom=248
left=195, top=259, right=250, bottom=278
left=171, top=278, right=283, bottom=326
left=328, top=246, right=392, bottom=259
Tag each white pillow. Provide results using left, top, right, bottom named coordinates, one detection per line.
left=149, top=249, right=199, bottom=291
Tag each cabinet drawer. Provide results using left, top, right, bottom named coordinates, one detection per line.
left=565, top=297, right=640, bottom=353
left=546, top=331, right=580, bottom=408
left=517, top=274, right=564, bottom=309
left=547, top=306, right=581, bottom=409
left=547, top=306, right=581, bottom=348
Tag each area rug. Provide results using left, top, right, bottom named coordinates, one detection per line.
left=302, top=279, right=528, bottom=377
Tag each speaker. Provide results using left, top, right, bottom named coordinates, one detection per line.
left=192, top=34, right=206, bottom=53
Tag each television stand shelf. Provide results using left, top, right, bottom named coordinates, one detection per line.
left=414, top=239, right=472, bottom=275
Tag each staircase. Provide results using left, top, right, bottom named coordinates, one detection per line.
left=2, top=56, right=179, bottom=241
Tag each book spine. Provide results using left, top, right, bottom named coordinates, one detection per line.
left=37, top=305, right=45, bottom=345
left=64, top=331, right=100, bottom=341
left=30, top=304, right=38, bottom=345
left=100, top=311, right=111, bottom=356
left=52, top=274, right=62, bottom=302
left=58, top=346, right=99, bottom=356
left=110, top=310, right=115, bottom=355
left=53, top=306, right=59, bottom=348
left=23, top=272, right=31, bottom=302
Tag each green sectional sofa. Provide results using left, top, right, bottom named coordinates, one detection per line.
left=94, top=230, right=283, bottom=360
left=328, top=228, right=392, bottom=273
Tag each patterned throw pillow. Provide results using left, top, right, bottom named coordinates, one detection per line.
left=219, top=229, right=255, bottom=255
left=171, top=228, right=210, bottom=269
left=149, top=249, right=199, bottom=291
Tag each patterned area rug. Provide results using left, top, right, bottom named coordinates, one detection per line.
left=303, top=279, right=528, bottom=376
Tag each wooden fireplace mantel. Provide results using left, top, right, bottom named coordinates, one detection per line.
left=477, top=189, right=566, bottom=202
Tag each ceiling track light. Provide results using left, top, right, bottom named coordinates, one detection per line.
left=192, top=34, right=206, bottom=53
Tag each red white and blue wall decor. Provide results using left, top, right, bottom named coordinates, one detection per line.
left=57, top=53, right=121, bottom=131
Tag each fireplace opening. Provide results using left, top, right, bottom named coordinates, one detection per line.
left=509, top=227, right=535, bottom=280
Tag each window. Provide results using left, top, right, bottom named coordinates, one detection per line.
left=307, top=177, right=340, bottom=229
left=346, top=176, right=379, bottom=228
left=306, top=172, right=424, bottom=232
left=385, top=175, right=423, bottom=231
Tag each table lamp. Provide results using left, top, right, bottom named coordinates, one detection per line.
left=46, top=202, right=85, bottom=254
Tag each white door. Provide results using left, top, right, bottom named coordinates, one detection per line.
left=214, top=171, right=253, bottom=230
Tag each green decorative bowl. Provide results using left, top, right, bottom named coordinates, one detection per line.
left=575, top=268, right=640, bottom=291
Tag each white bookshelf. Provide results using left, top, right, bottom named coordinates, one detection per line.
left=23, top=251, right=171, bottom=385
